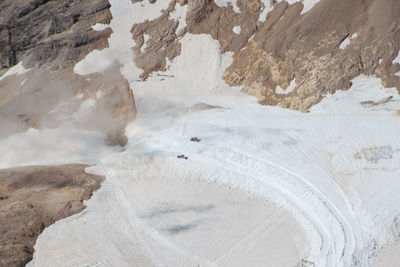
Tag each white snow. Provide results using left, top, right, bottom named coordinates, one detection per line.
left=169, top=3, right=187, bottom=33
left=4, top=1, right=397, bottom=266
left=276, top=78, right=296, bottom=94
left=299, top=0, right=321, bottom=14
left=91, top=23, right=110, bottom=31
left=20, top=78, right=27, bottom=86
left=96, top=90, right=102, bottom=98
left=26, top=27, right=400, bottom=267
left=259, top=0, right=321, bottom=21
left=311, top=75, right=400, bottom=113
left=232, top=26, right=241, bottom=35
left=259, top=0, right=273, bottom=22
left=214, top=0, right=240, bottom=13
left=392, top=51, right=400, bottom=65
left=0, top=62, right=29, bottom=82
left=140, top=34, right=150, bottom=53
left=0, top=128, right=120, bottom=169
left=339, top=33, right=358, bottom=49
left=73, top=0, right=170, bottom=78
left=248, top=34, right=255, bottom=42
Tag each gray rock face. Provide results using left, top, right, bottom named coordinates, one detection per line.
left=0, top=0, right=136, bottom=146
left=0, top=0, right=112, bottom=70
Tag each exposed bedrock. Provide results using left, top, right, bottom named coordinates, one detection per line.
left=0, top=0, right=112, bottom=70
left=0, top=164, right=104, bottom=267
left=223, top=0, right=400, bottom=111
left=0, top=0, right=136, bottom=146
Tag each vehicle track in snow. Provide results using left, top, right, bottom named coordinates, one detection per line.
left=100, top=128, right=363, bottom=266
left=101, top=161, right=215, bottom=266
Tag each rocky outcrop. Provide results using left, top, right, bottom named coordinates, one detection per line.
left=131, top=1, right=182, bottom=79
left=0, top=0, right=136, bottom=146
left=0, top=164, right=104, bottom=267
left=0, top=0, right=112, bottom=70
left=223, top=0, right=400, bottom=111
left=186, top=0, right=260, bottom=53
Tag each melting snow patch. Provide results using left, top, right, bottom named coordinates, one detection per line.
left=0, top=62, right=29, bottom=82
left=214, top=0, right=240, bottom=13
left=259, top=0, right=273, bottom=22
left=259, top=0, right=321, bottom=20
left=140, top=34, right=150, bottom=53
left=91, top=23, right=110, bottom=31
left=20, top=78, right=27, bottom=86
left=232, top=26, right=241, bottom=35
left=392, top=51, right=400, bottom=65
left=170, top=3, right=187, bottom=33
left=276, top=79, right=296, bottom=94
left=339, top=33, right=358, bottom=50
left=299, top=0, right=321, bottom=14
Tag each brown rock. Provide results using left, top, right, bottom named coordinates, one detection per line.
left=223, top=0, right=400, bottom=111
left=0, top=164, right=104, bottom=267
left=131, top=1, right=181, bottom=79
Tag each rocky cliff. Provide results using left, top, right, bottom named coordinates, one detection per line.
left=0, top=0, right=135, bottom=145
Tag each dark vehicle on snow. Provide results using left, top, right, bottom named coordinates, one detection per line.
left=177, top=154, right=188, bottom=160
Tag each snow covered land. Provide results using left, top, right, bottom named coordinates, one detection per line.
left=1, top=0, right=398, bottom=266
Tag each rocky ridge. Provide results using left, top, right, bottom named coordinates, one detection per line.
left=131, top=0, right=400, bottom=112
